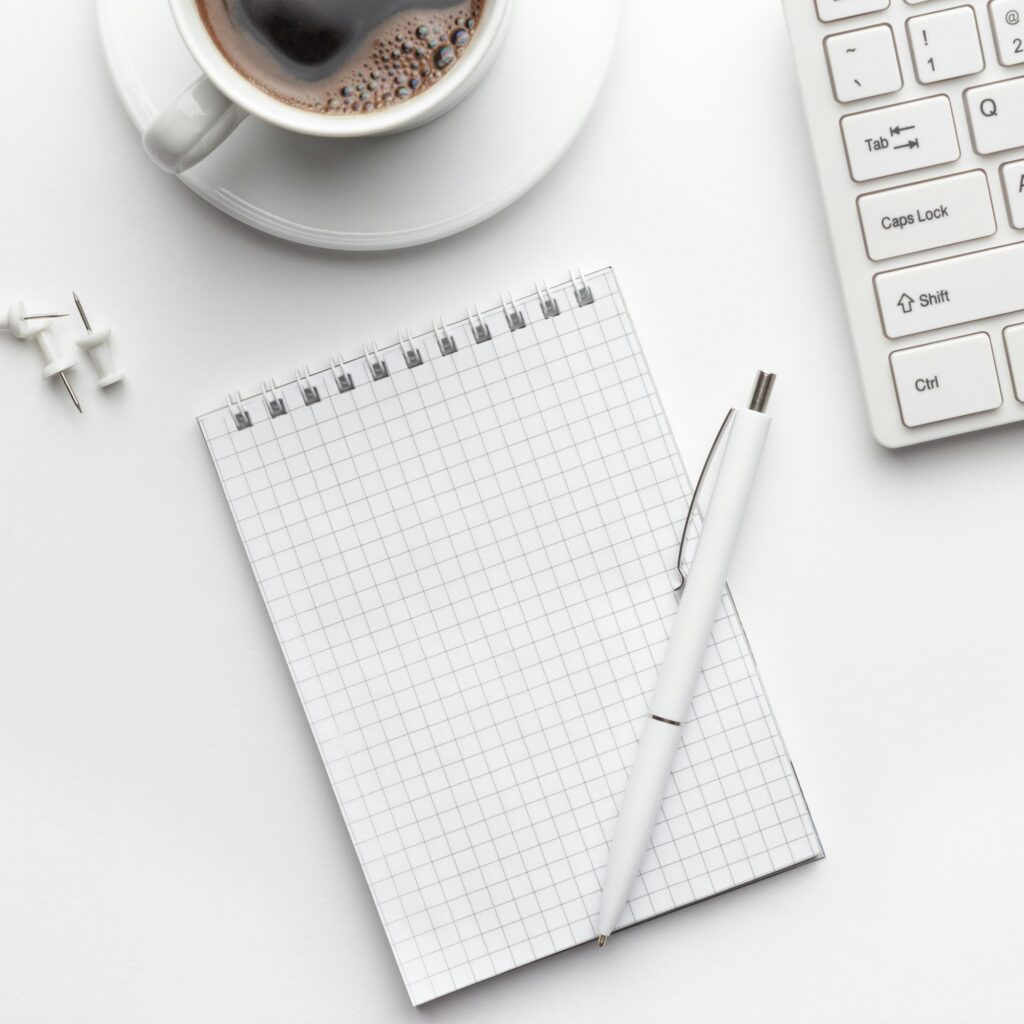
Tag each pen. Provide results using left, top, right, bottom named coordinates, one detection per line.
left=596, top=371, right=777, bottom=946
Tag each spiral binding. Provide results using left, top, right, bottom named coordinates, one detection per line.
left=366, top=341, right=390, bottom=381
left=467, top=307, right=491, bottom=344
left=297, top=367, right=321, bottom=405
left=225, top=269, right=597, bottom=431
left=434, top=320, right=457, bottom=355
left=330, top=355, right=355, bottom=394
left=536, top=280, right=559, bottom=319
left=227, top=392, right=252, bottom=430
left=262, top=379, right=287, bottom=418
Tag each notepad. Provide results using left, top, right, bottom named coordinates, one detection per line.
left=199, top=268, right=822, bottom=1005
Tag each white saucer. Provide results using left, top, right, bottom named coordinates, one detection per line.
left=97, top=0, right=620, bottom=251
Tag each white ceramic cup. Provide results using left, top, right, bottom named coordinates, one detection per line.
left=144, top=0, right=512, bottom=174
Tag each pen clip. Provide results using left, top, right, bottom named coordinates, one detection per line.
left=674, top=409, right=735, bottom=592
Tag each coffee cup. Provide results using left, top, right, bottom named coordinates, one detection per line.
left=144, top=0, right=511, bottom=174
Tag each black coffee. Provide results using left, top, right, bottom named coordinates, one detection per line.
left=197, top=0, right=487, bottom=114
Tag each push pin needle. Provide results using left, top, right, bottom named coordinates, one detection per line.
left=55, top=295, right=96, bottom=413
left=48, top=304, right=83, bottom=413
left=59, top=368, right=83, bottom=413
left=72, top=292, right=91, bottom=332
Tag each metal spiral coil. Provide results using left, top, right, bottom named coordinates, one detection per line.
left=226, top=268, right=597, bottom=431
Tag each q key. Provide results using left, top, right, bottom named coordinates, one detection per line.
left=965, top=77, right=1024, bottom=153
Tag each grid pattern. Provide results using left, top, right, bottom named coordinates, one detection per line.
left=199, top=269, right=822, bottom=1006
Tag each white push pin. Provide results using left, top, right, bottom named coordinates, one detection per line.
left=0, top=301, right=81, bottom=413
left=73, top=293, right=123, bottom=389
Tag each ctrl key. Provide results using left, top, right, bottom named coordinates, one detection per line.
left=890, top=333, right=1002, bottom=427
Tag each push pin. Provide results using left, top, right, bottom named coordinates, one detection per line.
left=73, top=293, right=124, bottom=388
left=0, top=301, right=81, bottom=413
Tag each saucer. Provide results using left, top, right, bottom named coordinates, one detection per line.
left=97, top=0, right=620, bottom=251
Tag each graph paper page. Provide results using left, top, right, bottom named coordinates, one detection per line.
left=199, top=269, right=821, bottom=1005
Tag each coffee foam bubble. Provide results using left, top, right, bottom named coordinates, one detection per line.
left=199, top=0, right=486, bottom=115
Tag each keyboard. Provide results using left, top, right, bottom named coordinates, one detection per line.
left=783, top=0, right=1024, bottom=447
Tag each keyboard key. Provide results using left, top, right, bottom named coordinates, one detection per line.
left=815, top=0, right=889, bottom=23
left=1003, top=323, right=1024, bottom=400
left=1000, top=159, right=1024, bottom=227
left=825, top=26, right=902, bottom=103
left=857, top=170, right=995, bottom=260
left=964, top=77, right=1024, bottom=154
left=875, top=241, right=1024, bottom=338
left=841, top=96, right=960, bottom=182
left=989, top=0, right=1024, bottom=67
left=907, top=7, right=985, bottom=84
left=890, top=333, right=1001, bottom=426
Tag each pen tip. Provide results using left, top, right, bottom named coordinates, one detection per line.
left=597, top=935, right=608, bottom=948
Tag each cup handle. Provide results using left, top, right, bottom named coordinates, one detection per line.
left=143, top=75, right=248, bottom=174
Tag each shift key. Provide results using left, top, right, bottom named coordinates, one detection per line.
left=841, top=96, right=960, bottom=183
left=875, top=242, right=1024, bottom=339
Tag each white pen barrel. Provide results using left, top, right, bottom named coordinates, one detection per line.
left=597, top=394, right=774, bottom=942
left=597, top=717, right=681, bottom=937
left=651, top=408, right=772, bottom=725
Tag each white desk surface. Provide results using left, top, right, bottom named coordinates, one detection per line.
left=3, top=2, right=1022, bottom=1021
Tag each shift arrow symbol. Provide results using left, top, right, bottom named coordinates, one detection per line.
left=897, top=293, right=915, bottom=314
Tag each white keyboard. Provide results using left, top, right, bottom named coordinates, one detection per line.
left=783, top=0, right=1024, bottom=446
